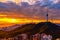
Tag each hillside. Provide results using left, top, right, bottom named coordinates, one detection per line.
left=0, top=22, right=60, bottom=39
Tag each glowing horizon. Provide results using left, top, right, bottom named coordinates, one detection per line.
left=0, top=14, right=60, bottom=24
left=0, top=17, right=60, bottom=27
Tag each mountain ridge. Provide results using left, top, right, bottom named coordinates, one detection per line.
left=0, top=22, right=59, bottom=39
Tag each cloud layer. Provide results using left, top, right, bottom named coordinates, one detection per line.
left=0, top=1, right=60, bottom=20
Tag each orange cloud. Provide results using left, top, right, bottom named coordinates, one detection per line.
left=0, top=0, right=20, bottom=3
left=0, top=0, right=7, bottom=2
left=13, top=0, right=21, bottom=3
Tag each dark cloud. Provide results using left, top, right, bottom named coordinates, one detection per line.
left=49, top=2, right=60, bottom=9
left=0, top=1, right=60, bottom=20
left=0, top=2, right=21, bottom=12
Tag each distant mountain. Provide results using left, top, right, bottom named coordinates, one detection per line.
left=1, top=24, right=21, bottom=31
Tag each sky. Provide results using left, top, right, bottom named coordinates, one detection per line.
left=0, top=0, right=20, bottom=3
left=0, top=0, right=37, bottom=4
left=0, top=0, right=60, bottom=4
left=0, top=0, right=60, bottom=27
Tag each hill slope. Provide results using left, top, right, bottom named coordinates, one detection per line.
left=0, top=22, right=60, bottom=39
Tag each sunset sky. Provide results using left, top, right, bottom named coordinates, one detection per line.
left=0, top=0, right=37, bottom=4
left=0, top=0, right=59, bottom=3
left=0, top=0, right=60, bottom=27
left=0, top=0, right=19, bottom=3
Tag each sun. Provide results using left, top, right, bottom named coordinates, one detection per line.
left=0, top=18, right=19, bottom=23
left=9, top=18, right=19, bottom=23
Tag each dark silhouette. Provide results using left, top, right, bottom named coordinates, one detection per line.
left=0, top=22, right=60, bottom=40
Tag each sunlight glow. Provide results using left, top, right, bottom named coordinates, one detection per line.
left=0, top=14, right=7, bottom=16
left=0, top=18, right=19, bottom=23
left=0, top=17, right=60, bottom=27
left=0, top=0, right=7, bottom=2
left=0, top=17, right=60, bottom=24
left=0, top=17, right=45, bottom=24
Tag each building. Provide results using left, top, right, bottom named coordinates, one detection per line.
left=0, top=33, right=53, bottom=40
